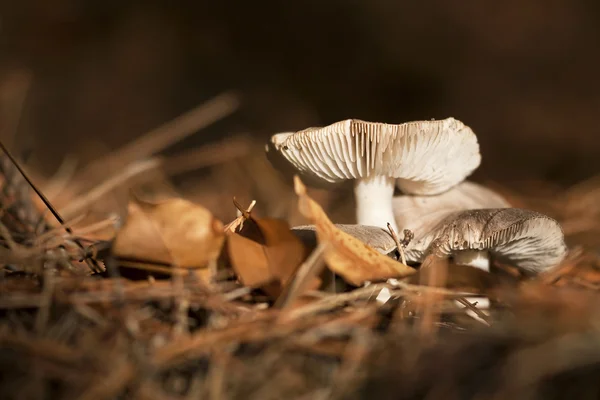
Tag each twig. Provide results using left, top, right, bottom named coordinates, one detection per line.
left=0, top=140, right=102, bottom=273
left=274, top=242, right=328, bottom=310
left=294, top=307, right=376, bottom=345
left=456, top=297, right=492, bottom=326
left=164, top=134, right=253, bottom=176
left=72, top=301, right=107, bottom=327
left=41, top=155, right=78, bottom=201
left=393, top=280, right=478, bottom=297
left=0, top=141, right=67, bottom=232
left=221, top=286, right=252, bottom=301
left=281, top=280, right=474, bottom=322
left=0, top=333, right=81, bottom=364
left=64, top=215, right=120, bottom=238
left=0, top=219, right=18, bottom=250
left=283, top=283, right=389, bottom=321
left=32, top=213, right=88, bottom=246
left=151, top=312, right=344, bottom=368
left=60, top=158, right=162, bottom=221
left=387, top=223, right=406, bottom=265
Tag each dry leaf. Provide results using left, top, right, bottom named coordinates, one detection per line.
left=255, top=218, right=307, bottom=283
left=291, top=224, right=398, bottom=256
left=227, top=229, right=270, bottom=287
left=112, top=197, right=225, bottom=273
left=226, top=213, right=309, bottom=294
left=294, top=176, right=416, bottom=286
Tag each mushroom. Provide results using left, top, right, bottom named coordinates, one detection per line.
left=266, top=118, right=481, bottom=231
left=393, top=180, right=511, bottom=267
left=406, top=208, right=567, bottom=274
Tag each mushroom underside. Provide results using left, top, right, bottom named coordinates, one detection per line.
left=268, top=118, right=481, bottom=195
left=403, top=208, right=568, bottom=274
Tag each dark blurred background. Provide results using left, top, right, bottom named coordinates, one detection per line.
left=1, top=0, right=600, bottom=223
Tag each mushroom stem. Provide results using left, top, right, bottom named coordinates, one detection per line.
left=354, top=176, right=398, bottom=231
left=454, top=250, right=492, bottom=315
left=453, top=250, right=490, bottom=272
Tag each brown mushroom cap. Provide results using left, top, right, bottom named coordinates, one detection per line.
left=405, top=208, right=567, bottom=273
left=267, top=118, right=481, bottom=195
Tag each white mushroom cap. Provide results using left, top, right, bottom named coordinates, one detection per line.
left=268, top=118, right=480, bottom=194
left=408, top=208, right=568, bottom=274
left=394, top=181, right=511, bottom=261
left=266, top=118, right=481, bottom=230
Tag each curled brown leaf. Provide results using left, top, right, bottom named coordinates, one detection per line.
left=294, top=176, right=415, bottom=286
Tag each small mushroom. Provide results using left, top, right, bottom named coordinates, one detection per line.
left=407, top=208, right=567, bottom=274
left=266, top=118, right=481, bottom=231
left=393, top=181, right=511, bottom=263
left=291, top=224, right=398, bottom=258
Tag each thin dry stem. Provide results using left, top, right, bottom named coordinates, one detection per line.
left=456, top=297, right=492, bottom=326
left=60, top=158, right=162, bottom=220
left=42, top=156, right=79, bottom=201
left=387, top=222, right=406, bottom=265
left=274, top=242, right=328, bottom=309
left=164, top=135, right=253, bottom=176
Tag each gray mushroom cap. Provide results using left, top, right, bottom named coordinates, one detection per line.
left=266, top=117, right=481, bottom=195
left=405, top=208, right=568, bottom=273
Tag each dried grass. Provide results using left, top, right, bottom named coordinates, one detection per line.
left=2, top=98, right=600, bottom=399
